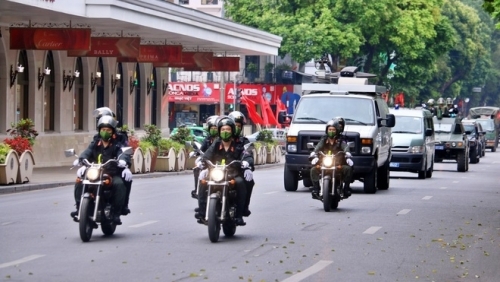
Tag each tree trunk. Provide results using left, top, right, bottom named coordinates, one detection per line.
left=439, top=70, right=466, bottom=94
left=363, top=45, right=376, bottom=73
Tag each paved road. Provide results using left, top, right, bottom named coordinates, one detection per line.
left=1, top=155, right=499, bottom=281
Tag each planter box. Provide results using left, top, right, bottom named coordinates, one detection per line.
left=130, top=148, right=144, bottom=174
left=261, top=147, right=267, bottom=165
left=17, top=150, right=35, bottom=183
left=142, top=149, right=152, bottom=173
left=266, top=145, right=276, bottom=163
left=185, top=151, right=196, bottom=170
left=255, top=147, right=263, bottom=165
left=0, top=150, right=20, bottom=185
left=175, top=149, right=186, bottom=171
left=275, top=145, right=282, bottom=163
left=156, top=148, right=176, bottom=172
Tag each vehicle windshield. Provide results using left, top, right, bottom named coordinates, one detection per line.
left=293, top=96, right=375, bottom=125
left=463, top=124, right=475, bottom=135
left=434, top=123, right=452, bottom=133
left=392, top=116, right=422, bottom=134
left=476, top=120, right=494, bottom=131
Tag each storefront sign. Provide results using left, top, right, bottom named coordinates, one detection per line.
left=166, top=52, right=213, bottom=69
left=117, top=45, right=182, bottom=63
left=225, top=84, right=294, bottom=105
left=67, top=37, right=140, bottom=57
left=204, top=57, right=240, bottom=71
left=168, top=82, right=220, bottom=103
left=10, top=28, right=91, bottom=50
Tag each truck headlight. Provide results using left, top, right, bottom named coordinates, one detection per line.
left=408, top=146, right=424, bottom=153
left=287, top=144, right=297, bottom=152
left=210, top=168, right=224, bottom=182
left=322, top=156, right=333, bottom=167
left=361, top=147, right=371, bottom=154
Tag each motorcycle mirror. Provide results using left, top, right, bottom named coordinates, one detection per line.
left=347, top=141, right=355, bottom=148
left=243, top=142, right=255, bottom=151
left=306, top=142, right=314, bottom=149
left=121, top=147, right=133, bottom=155
left=193, top=141, right=202, bottom=150
left=64, top=149, right=76, bottom=158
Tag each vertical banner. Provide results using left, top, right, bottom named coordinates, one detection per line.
left=67, top=37, right=140, bottom=57
left=10, top=28, right=91, bottom=50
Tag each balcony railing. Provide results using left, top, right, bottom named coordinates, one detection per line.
left=171, top=69, right=301, bottom=84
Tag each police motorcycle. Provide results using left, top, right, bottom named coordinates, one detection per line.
left=307, top=142, right=349, bottom=212
left=187, top=141, right=254, bottom=243
left=65, top=147, right=132, bottom=242
left=188, top=141, right=205, bottom=199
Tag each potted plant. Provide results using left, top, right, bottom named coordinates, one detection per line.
left=257, top=129, right=277, bottom=163
left=5, top=118, right=37, bottom=183
left=0, top=143, right=20, bottom=185
left=170, top=68, right=178, bottom=82
left=264, top=62, right=274, bottom=83
left=169, top=127, right=195, bottom=170
left=141, top=124, right=162, bottom=171
left=139, top=140, right=155, bottom=173
left=128, top=134, right=143, bottom=174
left=246, top=62, right=258, bottom=83
left=156, top=138, right=177, bottom=171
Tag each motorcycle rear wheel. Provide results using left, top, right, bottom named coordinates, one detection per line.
left=222, top=219, right=236, bottom=237
left=322, top=178, right=332, bottom=212
left=101, top=219, right=116, bottom=236
left=208, top=197, right=221, bottom=243
left=79, top=198, right=94, bottom=242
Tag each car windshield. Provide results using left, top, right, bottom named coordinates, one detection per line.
left=392, top=116, right=422, bottom=134
left=293, top=96, right=375, bottom=125
left=463, top=124, right=475, bottom=134
left=434, top=123, right=452, bottom=133
left=476, top=120, right=494, bottom=131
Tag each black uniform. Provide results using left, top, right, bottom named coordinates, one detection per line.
left=74, top=135, right=130, bottom=219
left=198, top=139, right=254, bottom=222
left=234, top=135, right=254, bottom=216
left=192, top=135, right=217, bottom=196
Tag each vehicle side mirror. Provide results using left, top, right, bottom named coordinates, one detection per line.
left=278, top=111, right=291, bottom=125
left=386, top=114, right=396, bottom=127
left=121, top=147, right=133, bottom=155
left=425, top=128, right=433, bottom=137
left=480, top=131, right=486, bottom=135
left=306, top=142, right=314, bottom=150
left=64, top=148, right=76, bottom=158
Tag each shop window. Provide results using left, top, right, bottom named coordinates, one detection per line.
left=179, top=0, right=189, bottom=4
left=43, top=51, right=55, bottom=131
left=16, top=50, right=29, bottom=123
left=116, top=63, right=124, bottom=128
left=74, top=58, right=84, bottom=131
left=201, top=0, right=218, bottom=4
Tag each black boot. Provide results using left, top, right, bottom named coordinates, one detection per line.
left=70, top=202, right=80, bottom=221
left=121, top=180, right=132, bottom=215
left=343, top=183, right=352, bottom=199
left=243, top=180, right=254, bottom=217
left=311, top=181, right=321, bottom=200
left=192, top=168, right=200, bottom=199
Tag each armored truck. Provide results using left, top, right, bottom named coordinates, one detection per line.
left=433, top=116, right=469, bottom=172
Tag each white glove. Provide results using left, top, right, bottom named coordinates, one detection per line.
left=244, top=169, right=253, bottom=181
left=345, top=152, right=352, bottom=158
left=76, top=166, right=86, bottom=178
left=118, top=160, right=127, bottom=168
left=309, top=152, right=316, bottom=158
left=346, top=159, right=354, bottom=166
left=189, top=151, right=196, bottom=158
left=72, top=159, right=80, bottom=166
left=122, top=168, right=133, bottom=182
left=242, top=161, right=250, bottom=169
left=199, top=169, right=208, bottom=180
left=311, top=158, right=319, bottom=165
left=195, top=157, right=204, bottom=169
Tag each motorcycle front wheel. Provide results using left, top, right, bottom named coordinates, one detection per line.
left=322, top=178, right=332, bottom=212
left=208, top=197, right=221, bottom=243
left=79, top=198, right=95, bottom=242
left=222, top=219, right=236, bottom=237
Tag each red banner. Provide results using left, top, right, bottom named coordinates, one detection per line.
left=168, top=82, right=221, bottom=103
left=166, top=52, right=213, bottom=70
left=204, top=57, right=240, bottom=71
left=117, top=45, right=183, bottom=63
left=10, top=28, right=91, bottom=50
left=225, top=83, right=293, bottom=105
left=67, top=37, right=140, bottom=57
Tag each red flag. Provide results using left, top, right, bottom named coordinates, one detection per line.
left=256, top=92, right=270, bottom=126
left=242, top=96, right=264, bottom=125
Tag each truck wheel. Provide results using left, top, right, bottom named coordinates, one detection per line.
left=418, top=160, right=427, bottom=179
left=457, top=151, right=467, bottom=172
left=377, top=160, right=390, bottom=190
left=469, top=148, right=478, bottom=164
left=492, top=146, right=496, bottom=152
left=425, top=158, right=433, bottom=178
left=363, top=163, right=377, bottom=194
left=303, top=178, right=313, bottom=188
left=284, top=166, right=298, bottom=191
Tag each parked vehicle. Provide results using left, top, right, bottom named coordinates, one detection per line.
left=433, top=116, right=469, bottom=172
left=278, top=66, right=395, bottom=194
left=474, top=118, right=498, bottom=152
left=171, top=126, right=207, bottom=143
left=462, top=119, right=486, bottom=162
left=389, top=108, right=435, bottom=179
left=469, top=107, right=500, bottom=149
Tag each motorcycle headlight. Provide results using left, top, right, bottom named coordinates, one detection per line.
left=211, top=168, right=224, bottom=182
left=86, top=168, right=100, bottom=181
left=322, top=156, right=333, bottom=167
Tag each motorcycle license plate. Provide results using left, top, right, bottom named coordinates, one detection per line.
left=389, top=162, right=399, bottom=168
left=435, top=145, right=444, bottom=150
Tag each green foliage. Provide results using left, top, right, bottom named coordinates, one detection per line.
left=170, top=127, right=194, bottom=144
left=157, top=138, right=185, bottom=156
left=138, top=140, right=156, bottom=154
left=264, top=62, right=274, bottom=72
left=256, top=130, right=278, bottom=146
left=246, top=62, right=258, bottom=73
left=0, top=143, right=12, bottom=164
left=141, top=124, right=162, bottom=147
left=7, top=118, right=38, bottom=146
left=118, top=124, right=134, bottom=136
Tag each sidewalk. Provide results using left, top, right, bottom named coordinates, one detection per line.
left=0, top=158, right=284, bottom=194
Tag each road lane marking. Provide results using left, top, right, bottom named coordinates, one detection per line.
left=363, top=226, right=382, bottom=234
left=452, top=181, right=459, bottom=183
left=281, top=260, right=333, bottom=282
left=439, top=187, right=447, bottom=189
left=1, top=222, right=13, bottom=226
left=422, top=196, right=433, bottom=200
left=129, top=220, right=158, bottom=228
left=397, top=209, right=411, bottom=215
left=264, top=191, right=278, bottom=195
left=0, top=255, right=45, bottom=269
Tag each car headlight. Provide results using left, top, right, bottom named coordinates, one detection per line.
left=322, top=156, right=333, bottom=167
left=86, top=168, right=100, bottom=181
left=287, top=144, right=297, bottom=152
left=361, top=146, right=371, bottom=154
left=408, top=146, right=424, bottom=154
left=211, top=168, right=224, bottom=182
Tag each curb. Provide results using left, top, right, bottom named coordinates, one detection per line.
left=0, top=162, right=283, bottom=194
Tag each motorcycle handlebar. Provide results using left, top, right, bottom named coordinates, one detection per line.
left=82, top=158, right=119, bottom=167
left=204, top=159, right=241, bottom=168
